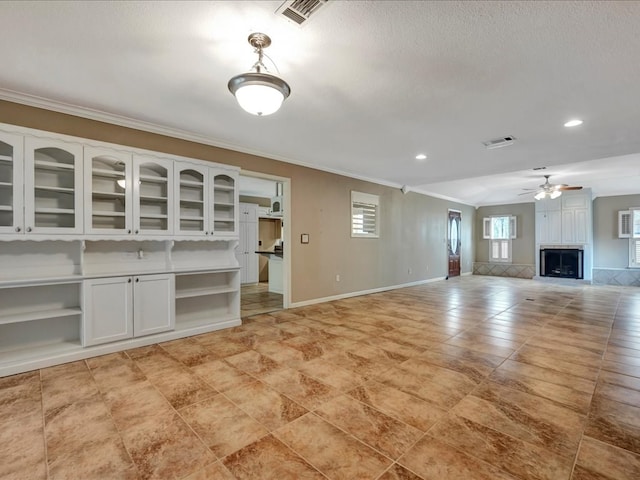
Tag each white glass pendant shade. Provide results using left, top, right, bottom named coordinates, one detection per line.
left=228, top=33, right=291, bottom=116
left=228, top=72, right=290, bottom=116
left=534, top=191, right=545, bottom=200
left=550, top=190, right=562, bottom=199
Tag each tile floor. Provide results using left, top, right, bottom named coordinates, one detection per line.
left=241, top=282, right=283, bottom=318
left=2, top=276, right=640, bottom=479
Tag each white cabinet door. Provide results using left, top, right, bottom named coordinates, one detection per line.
left=175, top=162, right=208, bottom=236
left=547, top=210, right=561, bottom=243
left=574, top=208, right=589, bottom=244
left=84, top=146, right=133, bottom=235
left=133, top=155, right=173, bottom=236
left=537, top=210, right=561, bottom=244
left=0, top=131, right=24, bottom=235
left=133, top=273, right=175, bottom=336
left=82, top=276, right=133, bottom=346
left=211, top=170, right=238, bottom=236
left=24, top=136, right=84, bottom=235
left=561, top=209, right=576, bottom=244
left=83, top=273, right=174, bottom=346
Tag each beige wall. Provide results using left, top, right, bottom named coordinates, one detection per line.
left=475, top=203, right=536, bottom=264
left=0, top=100, right=475, bottom=304
left=593, top=194, right=640, bottom=268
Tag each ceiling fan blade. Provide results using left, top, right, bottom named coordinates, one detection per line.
left=518, top=191, right=534, bottom=196
left=558, top=186, right=583, bottom=191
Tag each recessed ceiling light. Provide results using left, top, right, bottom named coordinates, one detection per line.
left=415, top=154, right=427, bottom=160
left=564, top=119, right=583, bottom=127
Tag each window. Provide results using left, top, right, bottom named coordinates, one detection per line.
left=351, top=191, right=379, bottom=238
left=620, top=208, right=640, bottom=268
left=483, top=215, right=516, bottom=263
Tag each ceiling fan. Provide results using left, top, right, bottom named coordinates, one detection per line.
left=521, top=175, right=583, bottom=200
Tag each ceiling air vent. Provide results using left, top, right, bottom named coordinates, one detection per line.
left=276, top=0, right=330, bottom=26
left=482, top=136, right=516, bottom=150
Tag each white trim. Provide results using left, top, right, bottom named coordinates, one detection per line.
left=239, top=170, right=291, bottom=309
left=289, top=277, right=446, bottom=308
left=0, top=90, right=477, bottom=207
left=0, top=317, right=241, bottom=378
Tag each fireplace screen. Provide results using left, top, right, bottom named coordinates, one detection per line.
left=540, top=248, right=584, bottom=279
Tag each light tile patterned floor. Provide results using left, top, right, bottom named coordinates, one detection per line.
left=241, top=282, right=283, bottom=318
left=2, top=276, right=640, bottom=479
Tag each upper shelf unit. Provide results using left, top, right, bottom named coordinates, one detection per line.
left=0, top=124, right=240, bottom=240
left=0, top=134, right=84, bottom=236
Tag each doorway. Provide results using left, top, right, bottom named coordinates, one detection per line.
left=448, top=209, right=461, bottom=278
left=238, top=172, right=290, bottom=318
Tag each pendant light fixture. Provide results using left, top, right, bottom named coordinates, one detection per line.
left=228, top=33, right=291, bottom=116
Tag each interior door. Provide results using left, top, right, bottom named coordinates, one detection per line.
left=448, top=210, right=461, bottom=278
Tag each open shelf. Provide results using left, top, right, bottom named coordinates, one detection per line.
left=175, top=285, right=237, bottom=299
left=139, top=195, right=167, bottom=202
left=0, top=307, right=82, bottom=326
left=180, top=179, right=204, bottom=187
left=34, top=160, right=75, bottom=171
left=92, top=167, right=125, bottom=178
left=139, top=174, right=168, bottom=183
left=93, top=191, right=125, bottom=199
left=0, top=155, right=12, bottom=163
left=35, top=185, right=75, bottom=194
left=35, top=207, right=75, bottom=215
left=93, top=211, right=126, bottom=217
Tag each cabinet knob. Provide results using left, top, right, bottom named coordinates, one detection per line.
left=26, top=227, right=32, bottom=233
left=135, top=229, right=139, bottom=234
left=135, top=278, right=139, bottom=283
left=128, top=229, right=132, bottom=234
left=205, top=231, right=209, bottom=235
left=15, top=226, right=21, bottom=232
left=128, top=278, right=132, bottom=283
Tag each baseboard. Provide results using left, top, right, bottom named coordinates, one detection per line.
left=290, top=277, right=446, bottom=308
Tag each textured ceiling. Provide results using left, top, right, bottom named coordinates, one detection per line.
left=0, top=0, right=639, bottom=206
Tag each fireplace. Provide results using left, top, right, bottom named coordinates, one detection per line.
left=540, top=248, right=584, bottom=279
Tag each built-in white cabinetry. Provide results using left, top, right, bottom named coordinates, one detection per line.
left=25, top=137, right=84, bottom=235
left=84, top=146, right=133, bottom=235
left=212, top=172, right=238, bottom=236
left=134, top=155, right=173, bottom=236
left=560, top=194, right=589, bottom=244
left=82, top=273, right=175, bottom=346
left=175, top=162, right=208, bottom=236
left=174, top=164, right=240, bottom=238
left=238, top=203, right=259, bottom=284
left=175, top=269, right=240, bottom=329
left=0, top=135, right=84, bottom=236
left=0, top=131, right=24, bottom=234
left=0, top=122, right=242, bottom=377
left=536, top=210, right=561, bottom=244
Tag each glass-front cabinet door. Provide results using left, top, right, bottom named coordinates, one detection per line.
left=175, top=162, right=208, bottom=236
left=0, top=131, right=24, bottom=235
left=24, top=137, right=83, bottom=235
left=84, top=147, right=133, bottom=235
left=133, top=155, right=173, bottom=236
left=210, top=170, right=238, bottom=237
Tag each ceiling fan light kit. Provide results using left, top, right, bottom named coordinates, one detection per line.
left=528, top=175, right=583, bottom=200
left=228, top=33, right=291, bottom=116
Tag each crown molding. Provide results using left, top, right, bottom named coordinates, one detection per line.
left=0, top=88, right=474, bottom=207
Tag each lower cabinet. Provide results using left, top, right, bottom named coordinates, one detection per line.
left=82, top=273, right=175, bottom=346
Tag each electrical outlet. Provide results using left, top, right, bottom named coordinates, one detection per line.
left=335, top=274, right=340, bottom=282
left=408, top=267, right=412, bottom=275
